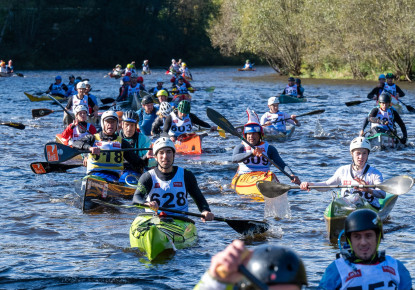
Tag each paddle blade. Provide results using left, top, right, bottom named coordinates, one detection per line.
left=345, top=100, right=367, bottom=107
left=300, top=109, right=325, bottom=117
left=32, top=108, right=54, bottom=118
left=100, top=97, right=116, bottom=104
left=378, top=175, right=415, bottom=195
left=205, top=86, right=215, bottom=92
left=225, top=219, right=269, bottom=235
left=217, top=126, right=226, bottom=138
left=30, top=162, right=82, bottom=174
left=256, top=181, right=292, bottom=198
left=1, top=122, right=25, bottom=130
left=44, top=142, right=81, bottom=163
left=406, top=105, right=415, bottom=113
left=206, top=108, right=240, bottom=137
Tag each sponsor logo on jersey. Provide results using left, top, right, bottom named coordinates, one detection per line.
left=154, top=183, right=160, bottom=188
left=95, top=142, right=102, bottom=146
left=113, top=142, right=121, bottom=148
left=173, top=182, right=183, bottom=187
left=382, top=266, right=396, bottom=275
left=343, top=180, right=352, bottom=185
left=173, top=119, right=178, bottom=123
left=345, top=269, right=362, bottom=282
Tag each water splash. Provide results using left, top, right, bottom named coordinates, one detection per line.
left=264, top=193, right=291, bottom=219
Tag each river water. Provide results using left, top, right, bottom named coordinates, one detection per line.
left=1, top=68, right=414, bottom=289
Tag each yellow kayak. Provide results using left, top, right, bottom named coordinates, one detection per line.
left=231, top=171, right=277, bottom=201
left=24, top=92, right=65, bottom=102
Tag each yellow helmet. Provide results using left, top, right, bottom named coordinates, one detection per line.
left=157, top=90, right=168, bottom=97
left=182, top=62, right=187, bottom=67
left=127, top=64, right=133, bottom=69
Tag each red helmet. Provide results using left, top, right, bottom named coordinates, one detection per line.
left=137, top=76, right=144, bottom=83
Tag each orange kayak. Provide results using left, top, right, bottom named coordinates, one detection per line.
left=231, top=171, right=277, bottom=201
left=174, top=133, right=206, bottom=154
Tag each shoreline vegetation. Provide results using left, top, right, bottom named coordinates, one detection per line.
left=2, top=1, right=415, bottom=81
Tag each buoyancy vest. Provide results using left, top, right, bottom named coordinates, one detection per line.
left=237, top=142, right=271, bottom=174
left=87, top=134, right=124, bottom=175
left=168, top=112, right=193, bottom=137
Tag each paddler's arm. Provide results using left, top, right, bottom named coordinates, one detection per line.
left=300, top=167, right=344, bottom=192
left=189, top=113, right=216, bottom=130
left=121, top=139, right=145, bottom=174
left=231, top=144, right=253, bottom=163
left=266, top=146, right=299, bottom=182
left=367, top=108, right=382, bottom=124
left=371, top=174, right=386, bottom=199
left=72, top=134, right=96, bottom=150
left=132, top=172, right=155, bottom=207
left=162, top=114, right=173, bottom=135
left=360, top=116, right=369, bottom=136
left=367, top=87, right=379, bottom=100
left=318, top=261, right=342, bottom=290
left=184, top=169, right=214, bottom=222
left=393, top=110, right=408, bottom=143
left=395, top=85, right=405, bottom=97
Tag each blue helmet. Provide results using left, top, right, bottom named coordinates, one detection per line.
left=378, top=74, right=386, bottom=80
left=55, top=75, right=62, bottom=80
left=122, top=76, right=130, bottom=82
left=244, top=123, right=263, bottom=137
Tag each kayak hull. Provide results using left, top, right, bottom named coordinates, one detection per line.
left=263, top=125, right=295, bottom=141
left=0, top=72, right=12, bottom=77
left=367, top=132, right=400, bottom=150
left=24, top=92, right=65, bottom=102
left=324, top=193, right=398, bottom=242
left=237, top=68, right=256, bottom=71
left=174, top=133, right=205, bottom=154
left=130, top=213, right=197, bottom=261
left=279, top=95, right=307, bottom=104
left=231, top=171, right=277, bottom=201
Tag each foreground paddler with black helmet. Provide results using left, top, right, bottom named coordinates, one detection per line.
left=72, top=110, right=145, bottom=183
left=319, top=209, right=412, bottom=289
left=301, top=137, right=385, bottom=209
left=195, top=240, right=308, bottom=289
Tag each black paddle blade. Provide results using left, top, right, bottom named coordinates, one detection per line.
left=225, top=219, right=269, bottom=235
left=406, top=105, right=415, bottom=113
left=206, top=108, right=240, bottom=137
left=304, top=109, right=325, bottom=116
left=1, top=122, right=25, bottom=130
left=256, top=181, right=292, bottom=198
left=100, top=97, right=116, bottom=104
left=16, top=73, right=24, bottom=77
left=345, top=100, right=364, bottom=107
left=32, top=108, right=54, bottom=118
left=44, top=142, right=81, bottom=163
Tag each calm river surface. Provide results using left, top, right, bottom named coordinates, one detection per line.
left=1, top=67, right=414, bottom=289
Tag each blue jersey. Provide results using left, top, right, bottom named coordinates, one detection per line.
left=137, top=107, right=158, bottom=136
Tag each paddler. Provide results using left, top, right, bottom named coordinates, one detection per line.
left=282, top=77, right=302, bottom=98
left=319, top=209, right=412, bottom=289
left=45, top=75, right=69, bottom=97
left=119, top=110, right=155, bottom=183
left=162, top=100, right=217, bottom=142
left=148, top=79, right=170, bottom=98
left=367, top=74, right=386, bottom=101
left=300, top=137, right=386, bottom=209
left=195, top=239, right=308, bottom=289
left=260, top=96, right=300, bottom=134
left=179, top=62, right=192, bottom=79
left=108, top=64, right=123, bottom=78
left=117, top=74, right=142, bottom=110
left=66, top=75, right=76, bottom=92
left=151, top=101, right=172, bottom=136
left=72, top=110, right=145, bottom=183
left=232, top=108, right=300, bottom=184
left=83, top=80, right=99, bottom=112
left=137, top=95, right=158, bottom=136
left=169, top=59, right=180, bottom=74
left=64, top=82, right=98, bottom=126
left=243, top=59, right=253, bottom=70
left=383, top=73, right=405, bottom=104
left=61, top=105, right=97, bottom=145
left=6, top=60, right=13, bottom=74
left=154, top=89, right=171, bottom=104
left=142, top=59, right=151, bottom=75
left=171, top=76, right=194, bottom=106
left=132, top=136, right=214, bottom=221
left=359, top=92, right=407, bottom=144
left=296, top=78, right=304, bottom=98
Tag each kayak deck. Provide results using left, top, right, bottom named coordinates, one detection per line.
left=231, top=171, right=277, bottom=201
left=24, top=92, right=65, bottom=102
left=130, top=213, right=197, bottom=261
left=174, top=133, right=206, bottom=154
left=279, top=95, right=307, bottom=104
left=263, top=125, right=295, bottom=142
left=367, top=132, right=400, bottom=150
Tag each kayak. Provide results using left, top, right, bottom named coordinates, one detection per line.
left=231, top=171, right=278, bottom=201
left=24, top=92, right=65, bottom=102
left=238, top=68, right=256, bottom=71
left=130, top=213, right=197, bottom=261
left=324, top=193, right=398, bottom=242
left=279, top=95, right=307, bottom=104
left=367, top=132, right=400, bottom=150
left=0, top=72, right=12, bottom=77
left=80, top=175, right=136, bottom=211
left=263, top=125, right=295, bottom=142
left=174, top=133, right=206, bottom=154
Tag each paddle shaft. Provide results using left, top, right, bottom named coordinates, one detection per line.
left=271, top=109, right=325, bottom=123
left=290, top=184, right=388, bottom=190
left=47, top=95, right=74, bottom=117
left=74, top=147, right=152, bottom=155
left=386, top=124, right=404, bottom=144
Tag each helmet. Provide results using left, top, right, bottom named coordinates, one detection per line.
left=83, top=80, right=90, bottom=86
left=244, top=124, right=263, bottom=137
left=127, top=64, right=133, bottom=69
left=349, top=137, right=371, bottom=153
left=69, top=75, right=75, bottom=79
left=378, top=92, right=392, bottom=103
left=122, top=76, right=130, bottom=83
left=172, top=59, right=176, bottom=62
left=177, top=100, right=191, bottom=114
left=296, top=78, right=301, bottom=84
left=268, top=96, right=279, bottom=105
left=242, top=245, right=307, bottom=288
left=159, top=101, right=172, bottom=116
left=345, top=209, right=383, bottom=240
left=76, top=82, right=87, bottom=89
left=141, top=95, right=154, bottom=105
left=122, top=110, right=138, bottom=123
left=153, top=136, right=176, bottom=155
left=288, top=77, right=295, bottom=82
left=246, top=59, right=250, bottom=63
left=74, top=105, right=88, bottom=116
left=137, top=76, right=144, bottom=82
left=116, top=64, right=122, bottom=68
left=385, top=73, right=394, bottom=79
left=55, top=75, right=62, bottom=80
left=144, top=59, right=148, bottom=63
left=378, top=74, right=386, bottom=80
left=157, top=90, right=168, bottom=97
left=101, top=110, right=119, bottom=129
left=182, top=62, right=187, bottom=67
left=157, top=78, right=164, bottom=83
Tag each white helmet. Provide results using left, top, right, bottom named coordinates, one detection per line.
left=83, top=80, right=90, bottom=87
left=159, top=102, right=172, bottom=117
left=153, top=137, right=176, bottom=155
left=268, top=96, right=279, bottom=105
left=76, top=82, right=87, bottom=89
left=350, top=137, right=371, bottom=153
left=74, top=105, right=88, bottom=116
left=101, top=110, right=119, bottom=130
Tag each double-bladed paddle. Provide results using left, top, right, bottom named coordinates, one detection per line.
left=100, top=97, right=116, bottom=104
left=397, top=98, right=415, bottom=113
left=206, top=108, right=295, bottom=181
left=30, top=162, right=83, bottom=174
left=0, top=122, right=25, bottom=130
left=44, top=142, right=152, bottom=163
left=47, top=95, right=74, bottom=118
left=345, top=99, right=372, bottom=107
left=91, top=199, right=269, bottom=235
left=32, top=108, right=64, bottom=118
left=256, top=175, right=415, bottom=198
left=271, top=109, right=325, bottom=124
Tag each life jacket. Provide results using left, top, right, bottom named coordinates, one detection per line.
left=237, top=141, right=271, bottom=174
left=168, top=112, right=193, bottom=137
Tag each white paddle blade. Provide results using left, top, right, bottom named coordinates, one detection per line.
left=379, top=175, right=415, bottom=195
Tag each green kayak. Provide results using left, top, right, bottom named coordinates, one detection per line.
left=279, top=94, right=307, bottom=104
left=367, top=132, right=400, bottom=149
left=324, top=193, right=398, bottom=242
left=130, top=213, right=197, bottom=261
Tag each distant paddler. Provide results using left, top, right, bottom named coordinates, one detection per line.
left=162, top=100, right=217, bottom=142
left=132, top=137, right=214, bottom=221
left=260, top=96, right=300, bottom=135
left=116, top=74, right=145, bottom=110
left=45, top=75, right=69, bottom=97
left=142, top=59, right=151, bottom=75
left=169, top=58, right=180, bottom=74
left=281, top=77, right=303, bottom=99
left=148, top=79, right=171, bottom=99
left=243, top=59, right=254, bottom=70
left=137, top=95, right=159, bottom=137
left=151, top=101, right=173, bottom=136
left=171, top=76, right=194, bottom=106
left=72, top=110, right=146, bottom=183
left=61, top=105, right=97, bottom=145
left=383, top=73, right=405, bottom=105
left=179, top=62, right=192, bottom=80
left=359, top=92, right=407, bottom=144
left=367, top=74, right=386, bottom=101
left=107, top=64, right=123, bottom=78
left=300, top=137, right=385, bottom=209
left=64, top=82, right=98, bottom=126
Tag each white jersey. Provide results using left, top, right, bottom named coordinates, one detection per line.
left=285, top=84, right=298, bottom=97
left=237, top=142, right=271, bottom=174
left=71, top=95, right=89, bottom=112
left=168, top=112, right=193, bottom=136
left=68, top=123, right=91, bottom=145
left=260, top=111, right=294, bottom=132
left=371, top=108, right=394, bottom=131
left=313, top=164, right=384, bottom=208
left=383, top=84, right=399, bottom=105
left=335, top=256, right=400, bottom=290
left=147, top=167, right=188, bottom=216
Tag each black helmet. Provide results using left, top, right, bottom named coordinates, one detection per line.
left=122, top=110, right=138, bottom=123
left=241, top=245, right=307, bottom=288
left=141, top=95, right=154, bottom=105
left=288, top=77, right=295, bottom=82
left=345, top=209, right=383, bottom=240
left=295, top=78, right=301, bottom=84
left=378, top=92, right=392, bottom=103
left=385, top=73, right=394, bottom=79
